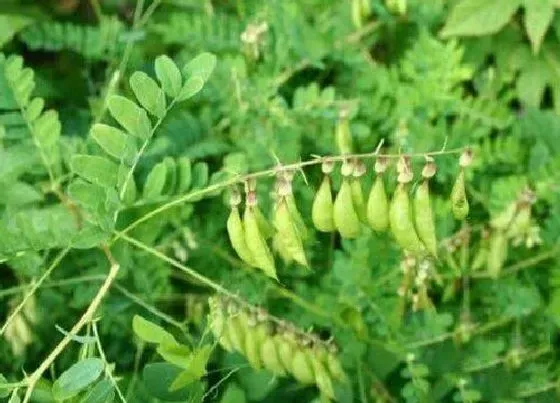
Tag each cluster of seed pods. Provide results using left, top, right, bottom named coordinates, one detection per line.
left=208, top=296, right=346, bottom=400
left=226, top=149, right=472, bottom=279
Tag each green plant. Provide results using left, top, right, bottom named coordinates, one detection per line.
left=1, top=1, right=560, bottom=402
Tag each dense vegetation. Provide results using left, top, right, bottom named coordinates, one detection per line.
left=1, top=0, right=560, bottom=401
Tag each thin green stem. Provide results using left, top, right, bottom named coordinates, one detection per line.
left=92, top=323, right=127, bottom=403
left=1, top=248, right=70, bottom=336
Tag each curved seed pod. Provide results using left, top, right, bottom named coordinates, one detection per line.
left=227, top=310, right=249, bottom=353
left=327, top=353, right=346, bottom=382
left=389, top=184, right=424, bottom=253
left=310, top=353, right=335, bottom=400
left=208, top=298, right=233, bottom=351
left=366, top=176, right=389, bottom=232
left=261, top=335, right=287, bottom=376
left=244, top=206, right=277, bottom=280
left=451, top=170, right=469, bottom=220
left=227, top=206, right=256, bottom=267
left=255, top=205, right=275, bottom=239
left=488, top=230, right=507, bottom=278
left=276, top=335, right=296, bottom=373
left=287, top=193, right=308, bottom=240
left=312, top=176, right=335, bottom=232
left=414, top=181, right=438, bottom=257
left=273, top=233, right=293, bottom=264
left=244, top=321, right=268, bottom=369
left=334, top=179, right=361, bottom=238
left=274, top=199, right=308, bottom=267
left=351, top=179, right=367, bottom=223
left=291, top=348, right=315, bottom=384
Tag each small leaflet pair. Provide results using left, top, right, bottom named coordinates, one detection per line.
left=208, top=296, right=346, bottom=400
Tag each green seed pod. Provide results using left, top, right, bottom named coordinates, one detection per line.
left=451, top=169, right=469, bottom=220
left=244, top=321, right=268, bottom=369
left=310, top=352, right=335, bottom=399
left=255, top=205, right=275, bottom=239
left=244, top=206, right=277, bottom=280
left=312, top=176, right=335, bottom=232
left=351, top=179, right=367, bottom=223
left=276, top=334, right=296, bottom=373
left=507, top=205, right=531, bottom=238
left=351, top=0, right=363, bottom=28
left=291, top=347, right=315, bottom=384
left=491, top=202, right=517, bottom=230
left=227, top=206, right=257, bottom=267
left=208, top=298, right=233, bottom=351
left=414, top=181, right=438, bottom=257
left=367, top=175, right=389, bottom=232
left=389, top=184, right=424, bottom=253
left=336, top=117, right=353, bottom=154
left=287, top=193, right=308, bottom=240
left=488, top=230, right=508, bottom=278
left=261, top=335, right=287, bottom=376
left=273, top=233, right=293, bottom=265
left=327, top=353, right=346, bottom=382
left=334, top=179, right=361, bottom=238
left=274, top=199, right=308, bottom=267
left=227, top=310, right=248, bottom=353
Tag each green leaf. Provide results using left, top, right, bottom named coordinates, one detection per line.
left=168, top=345, right=212, bottom=391
left=0, top=15, right=33, bottom=48
left=220, top=384, right=246, bottom=403
left=142, top=363, right=192, bottom=401
left=52, top=358, right=104, bottom=401
left=0, top=181, right=43, bottom=205
left=0, top=374, right=9, bottom=398
left=129, top=71, right=167, bottom=118
left=155, top=55, right=182, bottom=98
left=71, top=155, right=119, bottom=188
left=90, top=124, right=128, bottom=159
left=132, top=315, right=175, bottom=344
left=516, top=59, right=549, bottom=107
left=157, top=342, right=192, bottom=368
left=79, top=379, right=115, bottom=403
left=441, top=0, right=521, bottom=37
left=523, top=0, right=556, bottom=53
left=183, top=52, right=217, bottom=82
left=177, top=76, right=204, bottom=102
left=177, top=157, right=192, bottom=193
left=107, top=95, right=152, bottom=140
left=143, top=162, right=168, bottom=200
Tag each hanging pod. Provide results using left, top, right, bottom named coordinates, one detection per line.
left=488, top=230, right=508, bottom=278
left=244, top=205, right=277, bottom=280
left=351, top=179, right=367, bottom=223
left=208, top=298, right=233, bottom=352
left=367, top=175, right=389, bottom=232
left=227, top=206, right=257, bottom=267
left=260, top=334, right=287, bottom=376
left=334, top=179, right=361, bottom=238
left=273, top=198, right=308, bottom=267
left=326, top=352, right=346, bottom=382
left=310, top=352, right=335, bottom=399
left=451, top=169, right=469, bottom=220
left=254, top=205, right=275, bottom=239
left=276, top=334, right=297, bottom=373
left=291, top=347, right=316, bottom=384
left=286, top=193, right=308, bottom=240
left=226, top=308, right=249, bottom=353
left=413, top=181, right=438, bottom=257
left=244, top=321, right=268, bottom=369
left=312, top=176, right=335, bottom=232
left=389, top=184, right=424, bottom=253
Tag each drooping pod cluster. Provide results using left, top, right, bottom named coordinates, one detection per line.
left=450, top=149, right=472, bottom=221
left=208, top=296, right=346, bottom=400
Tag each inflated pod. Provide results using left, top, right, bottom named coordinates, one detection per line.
left=312, top=176, right=335, bottom=232
left=488, top=230, right=507, bottom=278
left=334, top=179, right=361, bottom=238
left=245, top=321, right=268, bottom=369
left=254, top=205, right=275, bottom=239
left=414, top=181, right=438, bottom=257
left=273, top=233, right=293, bottom=265
left=291, top=347, right=316, bottom=384
left=244, top=206, right=277, bottom=280
left=227, top=206, right=256, bottom=267
left=507, top=205, right=531, bottom=238
left=227, top=309, right=249, bottom=353
left=367, top=175, right=389, bottom=232
left=326, top=353, right=346, bottom=382
left=389, top=184, right=424, bottom=253
left=451, top=169, right=469, bottom=220
left=310, top=353, right=335, bottom=399
left=274, top=199, right=308, bottom=267
left=351, top=179, right=367, bottom=223
left=208, top=298, right=233, bottom=351
left=261, top=335, right=287, bottom=375
left=276, top=334, right=297, bottom=373
left=471, top=243, right=488, bottom=272
left=286, top=193, right=308, bottom=240
left=335, top=117, right=353, bottom=154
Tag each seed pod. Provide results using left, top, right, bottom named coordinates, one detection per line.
left=471, top=232, right=489, bottom=271
left=336, top=116, right=352, bottom=154
left=334, top=179, right=361, bottom=238
left=274, top=198, right=308, bottom=267
left=291, top=347, right=315, bottom=384
left=227, top=310, right=248, bottom=353
left=491, top=202, right=517, bottom=230
left=208, top=298, right=233, bottom=351
left=351, top=179, right=367, bottom=223
left=327, top=353, right=346, bottom=382
left=312, top=176, right=335, bottom=232
left=389, top=184, right=424, bottom=253
left=245, top=321, right=268, bottom=369
left=276, top=334, right=297, bottom=373
left=451, top=169, right=469, bottom=220
left=414, top=181, right=438, bottom=257
left=488, top=230, right=507, bottom=278
left=255, top=205, right=275, bottom=239
left=227, top=206, right=257, bottom=267
left=244, top=206, right=277, bottom=280
left=261, top=335, right=287, bottom=376
left=507, top=205, right=531, bottom=238
left=273, top=233, right=293, bottom=264
left=286, top=193, right=308, bottom=240
left=310, top=353, right=335, bottom=399
left=367, top=175, right=389, bottom=232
